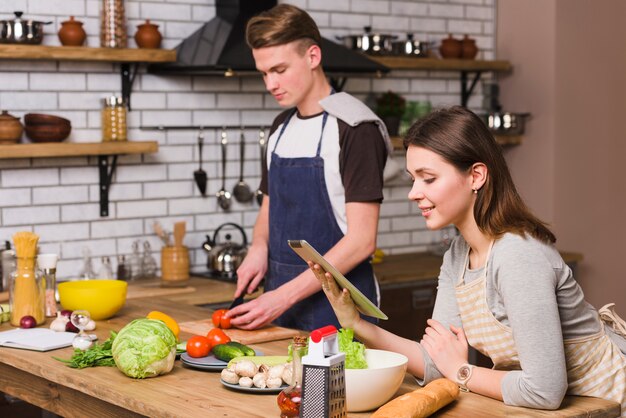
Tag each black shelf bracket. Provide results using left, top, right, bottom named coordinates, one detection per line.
left=460, top=70, right=482, bottom=108
left=99, top=155, right=118, bottom=217
left=121, top=63, right=140, bottom=111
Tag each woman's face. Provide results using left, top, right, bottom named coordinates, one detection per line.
left=406, top=145, right=475, bottom=230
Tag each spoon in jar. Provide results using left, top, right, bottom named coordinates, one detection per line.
left=216, top=128, right=232, bottom=211
left=232, top=129, right=254, bottom=203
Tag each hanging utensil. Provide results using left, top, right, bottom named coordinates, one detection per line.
left=255, top=128, right=267, bottom=206
left=193, top=129, right=207, bottom=196
left=233, top=129, right=254, bottom=203
left=216, top=128, right=232, bottom=211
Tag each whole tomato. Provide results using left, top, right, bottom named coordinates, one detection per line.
left=207, top=328, right=231, bottom=347
left=211, top=309, right=232, bottom=329
left=186, top=335, right=212, bottom=358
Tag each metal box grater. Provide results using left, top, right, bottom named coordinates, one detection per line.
left=300, top=325, right=347, bottom=418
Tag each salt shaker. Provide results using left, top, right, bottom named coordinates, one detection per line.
left=142, top=241, right=157, bottom=278
left=129, top=240, right=142, bottom=280
left=97, top=256, right=114, bottom=279
left=116, top=255, right=129, bottom=281
left=37, top=253, right=58, bottom=318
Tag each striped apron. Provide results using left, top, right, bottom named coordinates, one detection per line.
left=455, top=243, right=626, bottom=415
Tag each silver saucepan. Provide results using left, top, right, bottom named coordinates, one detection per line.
left=335, top=26, right=397, bottom=55
left=481, top=112, right=531, bottom=136
left=0, top=11, right=52, bottom=45
left=391, top=34, right=433, bottom=57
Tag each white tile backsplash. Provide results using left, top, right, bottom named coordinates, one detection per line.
left=0, top=0, right=496, bottom=278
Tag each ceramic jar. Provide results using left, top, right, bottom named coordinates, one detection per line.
left=461, top=35, right=479, bottom=59
left=58, top=16, right=86, bottom=46
left=439, top=34, right=462, bottom=59
left=134, top=19, right=162, bottom=49
left=0, top=110, right=23, bottom=144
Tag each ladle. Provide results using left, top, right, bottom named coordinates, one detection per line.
left=193, top=129, right=207, bottom=196
left=216, top=128, right=232, bottom=211
left=255, top=128, right=267, bottom=206
left=232, top=129, right=254, bottom=203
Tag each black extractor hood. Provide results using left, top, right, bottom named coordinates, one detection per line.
left=148, top=0, right=389, bottom=77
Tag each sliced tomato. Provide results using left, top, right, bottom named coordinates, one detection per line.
left=211, top=309, right=232, bottom=329
left=207, top=327, right=231, bottom=347
left=186, top=335, right=212, bottom=358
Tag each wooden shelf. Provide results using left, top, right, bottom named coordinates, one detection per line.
left=0, top=44, right=176, bottom=63
left=0, top=141, right=158, bottom=159
left=369, top=56, right=512, bottom=72
left=390, top=135, right=521, bottom=150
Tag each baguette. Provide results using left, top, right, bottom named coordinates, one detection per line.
left=372, top=378, right=460, bottom=418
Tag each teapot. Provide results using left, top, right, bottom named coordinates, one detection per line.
left=202, top=223, right=248, bottom=279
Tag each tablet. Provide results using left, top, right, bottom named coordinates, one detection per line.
left=288, top=240, right=388, bottom=320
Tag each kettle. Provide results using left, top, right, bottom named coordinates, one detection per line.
left=202, top=223, right=248, bottom=279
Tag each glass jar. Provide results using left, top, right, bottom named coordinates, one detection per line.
left=100, top=0, right=127, bottom=48
left=37, top=254, right=58, bottom=318
left=101, top=96, right=127, bottom=141
left=277, top=336, right=307, bottom=417
left=9, top=257, right=45, bottom=326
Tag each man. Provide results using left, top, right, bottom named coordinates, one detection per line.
left=227, top=4, right=391, bottom=331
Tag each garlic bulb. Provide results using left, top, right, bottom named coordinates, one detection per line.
left=50, top=312, right=69, bottom=332
left=84, top=319, right=96, bottom=331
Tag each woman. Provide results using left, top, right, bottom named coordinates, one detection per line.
left=310, top=106, right=626, bottom=413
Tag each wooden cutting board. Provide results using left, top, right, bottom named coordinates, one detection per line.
left=126, top=283, right=196, bottom=300
left=178, top=319, right=300, bottom=345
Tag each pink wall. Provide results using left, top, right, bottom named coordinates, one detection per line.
left=497, top=0, right=626, bottom=313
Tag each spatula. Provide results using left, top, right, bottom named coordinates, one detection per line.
left=173, top=221, right=186, bottom=247
left=194, top=130, right=207, bottom=196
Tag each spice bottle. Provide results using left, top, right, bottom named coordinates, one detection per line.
left=97, top=256, right=113, bottom=279
left=116, top=255, right=129, bottom=281
left=101, top=96, right=127, bottom=142
left=37, top=254, right=58, bottom=318
left=10, top=232, right=45, bottom=326
left=100, top=0, right=127, bottom=48
left=277, top=336, right=307, bottom=417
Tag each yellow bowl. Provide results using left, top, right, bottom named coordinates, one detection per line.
left=58, top=280, right=127, bottom=320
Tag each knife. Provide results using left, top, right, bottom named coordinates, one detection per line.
left=228, top=294, right=245, bottom=310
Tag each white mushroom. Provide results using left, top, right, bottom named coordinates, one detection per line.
left=234, top=360, right=258, bottom=378
left=239, top=376, right=253, bottom=388
left=252, top=372, right=267, bottom=388
left=267, top=377, right=283, bottom=389
left=282, top=362, right=293, bottom=385
left=221, top=368, right=239, bottom=384
left=268, top=364, right=285, bottom=380
left=258, top=364, right=270, bottom=374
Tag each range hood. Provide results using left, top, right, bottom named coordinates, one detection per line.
left=148, top=0, right=388, bottom=77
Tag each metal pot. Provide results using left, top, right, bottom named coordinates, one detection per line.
left=0, top=11, right=52, bottom=45
left=390, top=34, right=431, bottom=57
left=481, top=112, right=530, bottom=136
left=335, top=26, right=396, bottom=55
left=202, top=222, right=248, bottom=279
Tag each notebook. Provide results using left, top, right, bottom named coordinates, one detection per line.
left=0, top=328, right=76, bottom=351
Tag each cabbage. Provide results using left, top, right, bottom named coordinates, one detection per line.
left=337, top=328, right=367, bottom=369
left=111, top=318, right=177, bottom=379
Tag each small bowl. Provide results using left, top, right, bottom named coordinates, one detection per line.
left=345, top=349, right=408, bottom=412
left=58, top=279, right=127, bottom=320
left=24, top=123, right=71, bottom=142
left=24, top=113, right=71, bottom=126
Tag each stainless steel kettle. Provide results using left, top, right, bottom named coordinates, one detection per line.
left=202, top=223, right=248, bottom=278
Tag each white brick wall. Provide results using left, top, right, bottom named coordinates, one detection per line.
left=0, top=0, right=495, bottom=278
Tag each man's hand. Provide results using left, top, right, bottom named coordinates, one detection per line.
left=235, top=244, right=268, bottom=297
left=226, top=290, right=289, bottom=330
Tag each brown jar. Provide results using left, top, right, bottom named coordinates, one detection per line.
left=461, top=34, right=479, bottom=60
left=58, top=16, right=87, bottom=46
left=0, top=110, right=23, bottom=144
left=439, top=34, right=462, bottom=59
left=134, top=19, right=162, bottom=49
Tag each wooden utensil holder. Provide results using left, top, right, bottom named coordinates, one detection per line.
left=161, top=246, right=189, bottom=287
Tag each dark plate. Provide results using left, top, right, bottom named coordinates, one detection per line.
left=180, top=350, right=263, bottom=371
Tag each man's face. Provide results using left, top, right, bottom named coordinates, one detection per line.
left=252, top=41, right=315, bottom=108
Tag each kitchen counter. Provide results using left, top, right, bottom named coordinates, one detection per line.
left=0, top=297, right=618, bottom=418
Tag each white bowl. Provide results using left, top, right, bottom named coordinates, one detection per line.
left=345, top=349, right=409, bottom=412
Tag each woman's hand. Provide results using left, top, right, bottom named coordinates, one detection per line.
left=420, top=319, right=469, bottom=379
left=308, top=262, right=361, bottom=330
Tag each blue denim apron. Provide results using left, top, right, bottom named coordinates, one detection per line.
left=266, top=109, right=378, bottom=331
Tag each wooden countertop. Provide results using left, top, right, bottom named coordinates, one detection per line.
left=0, top=297, right=618, bottom=418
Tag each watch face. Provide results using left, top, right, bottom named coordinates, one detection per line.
left=457, top=365, right=471, bottom=380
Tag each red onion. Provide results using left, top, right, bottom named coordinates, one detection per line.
left=20, top=315, right=37, bottom=329
left=60, top=309, right=73, bottom=318
left=66, top=321, right=79, bottom=333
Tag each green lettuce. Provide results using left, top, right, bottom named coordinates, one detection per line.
left=111, top=318, right=177, bottom=379
left=337, top=328, right=367, bottom=369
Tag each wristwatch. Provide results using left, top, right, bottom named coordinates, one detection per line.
left=455, top=363, right=475, bottom=392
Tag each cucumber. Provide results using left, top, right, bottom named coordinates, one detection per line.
left=227, top=341, right=255, bottom=357
left=212, top=343, right=245, bottom=362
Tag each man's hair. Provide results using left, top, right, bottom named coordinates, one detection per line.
left=246, top=4, right=322, bottom=54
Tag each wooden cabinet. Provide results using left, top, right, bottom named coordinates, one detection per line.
left=379, top=279, right=437, bottom=340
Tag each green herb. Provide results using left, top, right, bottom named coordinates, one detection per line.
left=54, top=331, right=117, bottom=369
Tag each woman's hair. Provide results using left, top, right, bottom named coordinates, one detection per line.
left=404, top=106, right=556, bottom=243
left=246, top=4, right=321, bottom=54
